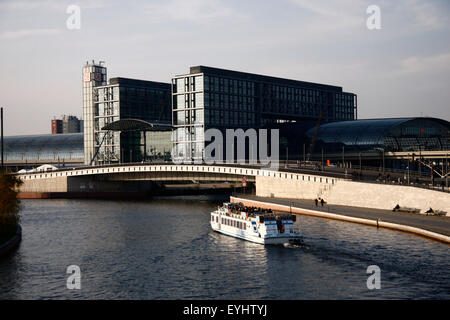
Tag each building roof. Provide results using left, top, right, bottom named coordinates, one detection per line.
left=186, top=65, right=345, bottom=92
left=108, top=77, right=170, bottom=90
left=307, top=117, right=450, bottom=152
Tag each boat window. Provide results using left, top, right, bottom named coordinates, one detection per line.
left=211, top=216, right=214, bottom=222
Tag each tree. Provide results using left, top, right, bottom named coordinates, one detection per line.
left=0, top=172, right=23, bottom=229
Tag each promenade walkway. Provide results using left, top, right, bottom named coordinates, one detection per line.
left=232, top=194, right=450, bottom=240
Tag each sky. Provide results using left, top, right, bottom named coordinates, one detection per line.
left=0, top=0, right=449, bottom=136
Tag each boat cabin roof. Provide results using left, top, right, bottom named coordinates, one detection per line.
left=223, top=202, right=293, bottom=219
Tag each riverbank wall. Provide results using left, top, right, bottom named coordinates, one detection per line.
left=255, top=175, right=450, bottom=214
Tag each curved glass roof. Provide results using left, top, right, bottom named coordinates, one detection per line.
left=2, top=133, right=84, bottom=161
left=309, top=118, right=410, bottom=145
left=102, top=118, right=172, bottom=131
left=307, top=117, right=450, bottom=152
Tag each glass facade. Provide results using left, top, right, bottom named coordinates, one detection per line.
left=3, top=133, right=83, bottom=162
left=2, top=131, right=172, bottom=165
left=92, top=78, right=171, bottom=164
left=82, top=61, right=107, bottom=164
left=308, top=118, right=450, bottom=153
left=93, top=85, right=121, bottom=163
left=145, top=131, right=172, bottom=161
left=172, top=75, right=206, bottom=160
left=172, top=66, right=357, bottom=161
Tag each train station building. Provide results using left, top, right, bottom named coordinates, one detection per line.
left=1, top=62, right=449, bottom=175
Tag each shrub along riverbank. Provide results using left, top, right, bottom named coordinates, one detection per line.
left=0, top=172, right=22, bottom=246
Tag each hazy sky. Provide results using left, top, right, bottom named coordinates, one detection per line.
left=0, top=0, right=449, bottom=136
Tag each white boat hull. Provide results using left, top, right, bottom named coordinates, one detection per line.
left=211, top=222, right=301, bottom=245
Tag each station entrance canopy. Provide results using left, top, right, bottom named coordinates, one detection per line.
left=101, top=119, right=172, bottom=132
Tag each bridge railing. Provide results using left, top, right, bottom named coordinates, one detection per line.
left=14, top=160, right=448, bottom=193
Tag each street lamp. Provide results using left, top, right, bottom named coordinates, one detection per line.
left=407, top=164, right=410, bottom=185
left=303, top=143, right=305, bottom=162
left=431, top=161, right=436, bottom=186
left=321, top=148, right=324, bottom=171
left=374, top=147, right=385, bottom=175
left=359, top=152, right=362, bottom=177
left=285, top=147, right=288, bottom=168
left=446, top=153, right=448, bottom=189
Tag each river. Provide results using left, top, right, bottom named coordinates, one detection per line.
left=0, top=196, right=448, bottom=299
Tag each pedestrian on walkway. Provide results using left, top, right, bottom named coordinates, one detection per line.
left=315, top=199, right=318, bottom=206
left=320, top=199, right=324, bottom=207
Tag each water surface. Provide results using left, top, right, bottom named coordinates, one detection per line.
left=0, top=197, right=448, bottom=299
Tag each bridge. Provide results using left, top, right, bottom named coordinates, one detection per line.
left=15, top=162, right=450, bottom=214
left=17, top=162, right=340, bottom=195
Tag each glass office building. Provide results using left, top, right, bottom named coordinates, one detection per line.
left=93, top=78, right=171, bottom=164
left=83, top=61, right=172, bottom=165
left=172, top=66, right=357, bottom=161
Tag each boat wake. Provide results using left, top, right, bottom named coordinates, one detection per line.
left=283, top=240, right=306, bottom=249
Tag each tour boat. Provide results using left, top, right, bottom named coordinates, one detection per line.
left=210, top=202, right=301, bottom=245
